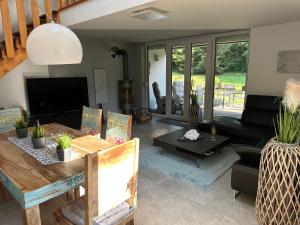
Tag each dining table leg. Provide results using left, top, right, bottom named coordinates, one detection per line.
left=22, top=205, right=41, bottom=225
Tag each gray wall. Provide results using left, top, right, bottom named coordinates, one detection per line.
left=48, top=36, right=142, bottom=113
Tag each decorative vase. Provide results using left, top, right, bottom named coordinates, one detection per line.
left=16, top=128, right=28, bottom=138
left=256, top=138, right=300, bottom=225
left=57, top=147, right=72, bottom=162
left=190, top=105, right=202, bottom=127
left=32, top=136, right=46, bottom=149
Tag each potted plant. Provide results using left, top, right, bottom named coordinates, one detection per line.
left=256, top=79, right=300, bottom=225
left=190, top=90, right=202, bottom=126
left=15, top=119, right=28, bottom=138
left=31, top=123, right=46, bottom=149
left=56, top=133, right=72, bottom=161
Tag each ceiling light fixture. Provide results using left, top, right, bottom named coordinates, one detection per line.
left=131, top=7, right=168, bottom=21
left=26, top=1, right=83, bottom=65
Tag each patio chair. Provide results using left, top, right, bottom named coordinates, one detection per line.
left=223, top=84, right=235, bottom=108
left=172, top=81, right=184, bottom=114
left=196, top=85, right=205, bottom=106
left=152, top=82, right=166, bottom=114
left=81, top=106, right=102, bottom=137
left=106, top=112, right=132, bottom=144
left=53, top=138, right=139, bottom=225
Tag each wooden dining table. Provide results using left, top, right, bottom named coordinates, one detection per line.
left=0, top=123, right=116, bottom=225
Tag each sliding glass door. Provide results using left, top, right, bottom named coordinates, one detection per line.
left=169, top=44, right=187, bottom=117
left=147, top=46, right=167, bottom=115
left=213, top=35, right=249, bottom=118
left=190, top=41, right=211, bottom=119
left=147, top=32, right=249, bottom=121
left=166, top=38, right=211, bottom=120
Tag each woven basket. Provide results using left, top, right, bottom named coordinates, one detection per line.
left=256, top=138, right=300, bottom=225
left=190, top=105, right=202, bottom=127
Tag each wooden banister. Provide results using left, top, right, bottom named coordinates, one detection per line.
left=16, top=0, right=28, bottom=48
left=0, top=0, right=14, bottom=58
left=30, top=0, right=40, bottom=27
left=44, top=0, right=53, bottom=23
left=57, top=0, right=88, bottom=11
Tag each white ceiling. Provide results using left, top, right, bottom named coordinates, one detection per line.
left=71, top=0, right=300, bottom=42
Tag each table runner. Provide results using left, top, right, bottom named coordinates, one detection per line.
left=7, top=136, right=79, bottom=165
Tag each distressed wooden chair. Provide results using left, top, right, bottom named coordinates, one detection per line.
left=106, top=112, right=132, bottom=145
left=0, top=107, right=23, bottom=202
left=53, top=138, right=139, bottom=225
left=81, top=106, right=102, bottom=137
left=70, top=107, right=103, bottom=200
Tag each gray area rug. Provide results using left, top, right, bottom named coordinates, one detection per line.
left=140, top=145, right=240, bottom=189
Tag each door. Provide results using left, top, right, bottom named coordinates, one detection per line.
left=166, top=42, right=189, bottom=120
left=189, top=38, right=212, bottom=120
left=147, top=46, right=167, bottom=115
left=212, top=35, right=249, bottom=118
left=166, top=39, right=212, bottom=121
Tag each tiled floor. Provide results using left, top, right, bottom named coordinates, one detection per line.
left=0, top=118, right=257, bottom=225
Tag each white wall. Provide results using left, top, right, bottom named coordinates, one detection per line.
left=48, top=36, right=139, bottom=113
left=148, top=49, right=166, bottom=109
left=247, top=21, right=300, bottom=96
left=0, top=60, right=49, bottom=110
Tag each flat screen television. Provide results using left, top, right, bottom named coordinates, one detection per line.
left=26, top=77, right=89, bottom=116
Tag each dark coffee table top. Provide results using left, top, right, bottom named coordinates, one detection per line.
left=153, top=128, right=230, bottom=155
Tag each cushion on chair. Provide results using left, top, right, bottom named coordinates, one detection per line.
left=61, top=198, right=130, bottom=225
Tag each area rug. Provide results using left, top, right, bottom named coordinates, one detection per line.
left=140, top=145, right=240, bottom=189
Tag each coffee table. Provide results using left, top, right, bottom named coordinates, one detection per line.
left=153, top=128, right=230, bottom=167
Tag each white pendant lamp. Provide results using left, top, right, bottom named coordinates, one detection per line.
left=26, top=22, right=83, bottom=65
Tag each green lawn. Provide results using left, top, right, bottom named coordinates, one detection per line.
left=172, top=72, right=246, bottom=91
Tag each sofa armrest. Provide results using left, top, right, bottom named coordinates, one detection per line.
left=235, top=145, right=261, bottom=166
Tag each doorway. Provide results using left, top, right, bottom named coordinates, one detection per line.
left=213, top=35, right=249, bottom=118
left=148, top=47, right=167, bottom=115
left=146, top=32, right=250, bottom=121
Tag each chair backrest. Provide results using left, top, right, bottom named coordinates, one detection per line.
left=0, top=108, right=23, bottom=133
left=85, top=138, right=139, bottom=225
left=106, top=112, right=132, bottom=144
left=172, top=81, right=184, bottom=98
left=81, top=106, right=102, bottom=137
left=152, top=82, right=161, bottom=100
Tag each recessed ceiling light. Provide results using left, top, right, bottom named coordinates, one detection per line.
left=131, top=7, right=168, bottom=21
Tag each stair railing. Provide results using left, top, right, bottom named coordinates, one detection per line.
left=57, top=0, right=88, bottom=11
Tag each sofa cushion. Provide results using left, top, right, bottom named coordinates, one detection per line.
left=244, top=95, right=281, bottom=112
left=241, top=95, right=281, bottom=127
left=199, top=116, right=274, bottom=144
left=241, top=109, right=277, bottom=127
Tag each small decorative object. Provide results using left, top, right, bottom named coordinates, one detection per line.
left=256, top=79, right=300, bottom=225
left=31, top=121, right=46, bottom=149
left=56, top=133, right=72, bottom=162
left=15, top=110, right=29, bottom=138
left=211, top=125, right=217, bottom=141
left=137, top=108, right=152, bottom=123
left=178, top=129, right=201, bottom=142
left=190, top=90, right=202, bottom=127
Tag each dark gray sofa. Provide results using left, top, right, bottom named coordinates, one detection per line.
left=198, top=95, right=281, bottom=197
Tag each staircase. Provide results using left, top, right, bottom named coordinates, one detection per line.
left=0, top=0, right=87, bottom=79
